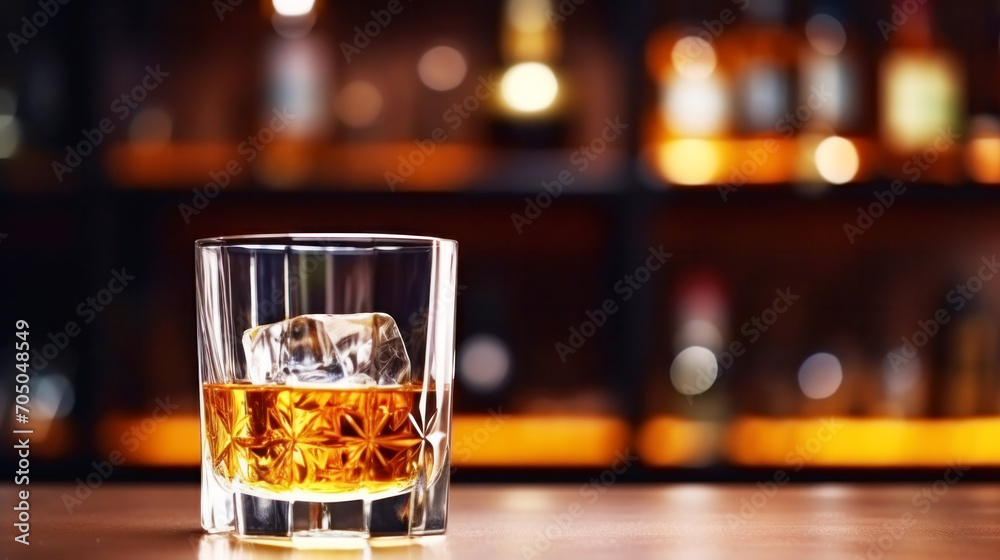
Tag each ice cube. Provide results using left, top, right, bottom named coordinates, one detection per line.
left=242, top=313, right=411, bottom=385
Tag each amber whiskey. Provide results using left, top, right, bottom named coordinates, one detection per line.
left=203, top=383, right=430, bottom=497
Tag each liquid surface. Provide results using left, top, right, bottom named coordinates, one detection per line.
left=203, top=383, right=429, bottom=496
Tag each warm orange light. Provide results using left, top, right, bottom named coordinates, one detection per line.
left=650, top=138, right=800, bottom=187
left=645, top=30, right=676, bottom=82
left=107, top=141, right=487, bottom=190
left=671, top=37, right=717, bottom=80
left=452, top=415, right=629, bottom=467
left=726, top=416, right=1000, bottom=467
left=107, top=141, right=243, bottom=188
left=638, top=417, right=720, bottom=466
left=968, top=137, right=1000, bottom=183
left=96, top=413, right=629, bottom=468
left=335, top=81, right=383, bottom=128
left=967, top=117, right=1000, bottom=184
left=656, top=139, right=722, bottom=185
left=317, top=143, right=485, bottom=190
left=506, top=0, right=549, bottom=33
left=501, top=0, right=558, bottom=62
left=98, top=414, right=201, bottom=467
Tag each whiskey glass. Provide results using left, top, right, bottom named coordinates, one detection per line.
left=195, top=234, right=457, bottom=538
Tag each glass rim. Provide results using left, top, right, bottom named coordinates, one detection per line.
left=195, top=233, right=457, bottom=249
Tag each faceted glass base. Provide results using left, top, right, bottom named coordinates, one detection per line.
left=201, top=454, right=450, bottom=538
left=197, top=533, right=449, bottom=560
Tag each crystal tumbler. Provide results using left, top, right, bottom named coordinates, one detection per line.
left=195, top=234, right=457, bottom=538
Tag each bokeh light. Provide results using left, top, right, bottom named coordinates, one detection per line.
left=805, top=14, right=847, bottom=56
left=662, top=76, right=728, bottom=136
left=335, top=81, right=383, bottom=128
left=417, top=46, right=468, bottom=91
left=128, top=108, right=173, bottom=144
left=35, top=374, right=75, bottom=420
left=797, top=352, right=843, bottom=399
left=272, top=0, right=315, bottom=17
left=458, top=334, right=512, bottom=394
left=657, top=139, right=721, bottom=185
left=814, top=135, right=859, bottom=184
left=670, top=346, right=718, bottom=396
left=500, top=62, right=559, bottom=113
left=671, top=37, right=717, bottom=80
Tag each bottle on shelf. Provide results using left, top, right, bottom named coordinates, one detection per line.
left=937, top=306, right=1000, bottom=416
left=964, top=5, right=1000, bottom=184
left=966, top=115, right=1000, bottom=184
left=878, top=0, right=964, bottom=182
left=727, top=0, right=795, bottom=136
left=644, top=1, right=734, bottom=185
left=796, top=0, right=865, bottom=188
left=492, top=0, right=567, bottom=147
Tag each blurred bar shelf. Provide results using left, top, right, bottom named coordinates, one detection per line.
left=639, top=137, right=989, bottom=188
left=104, top=139, right=999, bottom=193
left=726, top=416, right=1000, bottom=467
left=638, top=416, right=1000, bottom=468
left=98, top=414, right=202, bottom=468
left=94, top=414, right=630, bottom=469
left=105, top=142, right=627, bottom=193
left=637, top=417, right=721, bottom=467
left=93, top=413, right=1000, bottom=469
left=451, top=414, right=630, bottom=467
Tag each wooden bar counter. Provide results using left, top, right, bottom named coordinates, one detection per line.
left=6, top=483, right=1000, bottom=559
